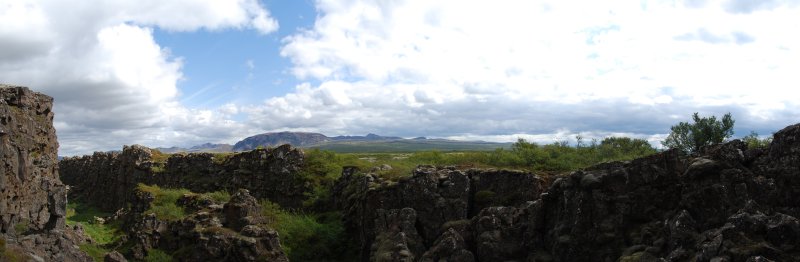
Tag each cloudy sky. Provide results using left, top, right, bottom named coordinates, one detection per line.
left=2, top=0, right=799, bottom=156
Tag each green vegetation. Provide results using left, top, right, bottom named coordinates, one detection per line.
left=311, top=139, right=511, bottom=153
left=212, top=152, right=234, bottom=165
left=204, top=190, right=232, bottom=203
left=144, top=249, right=174, bottom=262
left=137, top=184, right=191, bottom=221
left=13, top=219, right=28, bottom=235
left=260, top=199, right=356, bottom=261
left=662, top=112, right=735, bottom=153
left=150, top=149, right=171, bottom=163
left=742, top=131, right=773, bottom=149
left=66, top=201, right=124, bottom=261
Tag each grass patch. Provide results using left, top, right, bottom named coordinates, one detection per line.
left=260, top=199, right=356, bottom=261
left=137, top=184, right=191, bottom=221
left=67, top=201, right=125, bottom=261
left=150, top=149, right=171, bottom=164
left=144, top=249, right=174, bottom=262
left=202, top=190, right=231, bottom=203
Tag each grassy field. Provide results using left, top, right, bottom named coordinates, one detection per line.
left=308, top=139, right=512, bottom=153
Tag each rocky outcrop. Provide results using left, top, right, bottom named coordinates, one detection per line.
left=60, top=144, right=307, bottom=211
left=332, top=123, right=800, bottom=261
left=332, top=165, right=543, bottom=261
left=127, top=188, right=288, bottom=261
left=0, top=85, right=91, bottom=261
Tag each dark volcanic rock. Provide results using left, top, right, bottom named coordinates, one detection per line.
left=233, top=131, right=329, bottom=151
left=61, top=144, right=308, bottom=211
left=126, top=186, right=288, bottom=261
left=331, top=123, right=800, bottom=262
left=332, top=165, right=544, bottom=261
left=0, top=85, right=91, bottom=261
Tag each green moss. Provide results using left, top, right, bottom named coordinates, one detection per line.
left=144, top=249, right=174, bottom=262
left=13, top=219, right=29, bottom=235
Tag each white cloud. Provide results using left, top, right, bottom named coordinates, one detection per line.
left=264, top=0, right=800, bottom=142
left=0, top=0, right=278, bottom=155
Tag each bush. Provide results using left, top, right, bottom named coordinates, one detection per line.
left=742, top=131, right=772, bottom=149
left=662, top=112, right=735, bottom=153
left=260, top=199, right=355, bottom=261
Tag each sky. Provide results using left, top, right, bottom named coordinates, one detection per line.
left=1, top=0, right=799, bottom=156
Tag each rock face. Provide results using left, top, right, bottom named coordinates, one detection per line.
left=332, top=165, right=543, bottom=261
left=60, top=144, right=307, bottom=212
left=127, top=187, right=288, bottom=261
left=332, top=123, right=800, bottom=261
left=0, top=85, right=91, bottom=261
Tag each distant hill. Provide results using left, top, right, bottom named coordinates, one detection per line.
left=233, top=132, right=329, bottom=151
left=156, top=143, right=233, bottom=153
left=232, top=132, right=510, bottom=152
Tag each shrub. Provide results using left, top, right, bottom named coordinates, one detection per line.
left=260, top=199, right=355, bottom=261
left=742, top=131, right=772, bottom=149
left=662, top=112, right=735, bottom=153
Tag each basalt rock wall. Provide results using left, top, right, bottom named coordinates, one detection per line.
left=60, top=144, right=307, bottom=212
left=333, top=123, right=800, bottom=262
left=0, top=85, right=91, bottom=261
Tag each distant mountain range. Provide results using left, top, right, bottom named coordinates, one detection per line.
left=156, top=143, right=233, bottom=154
left=157, top=132, right=511, bottom=153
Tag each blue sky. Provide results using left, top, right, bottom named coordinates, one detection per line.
left=2, top=0, right=799, bottom=155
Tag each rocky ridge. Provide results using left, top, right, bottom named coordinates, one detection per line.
left=0, top=85, right=91, bottom=261
left=60, top=144, right=308, bottom=212
left=329, top=123, right=800, bottom=261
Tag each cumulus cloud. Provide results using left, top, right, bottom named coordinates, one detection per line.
left=263, top=0, right=800, bottom=145
left=0, top=0, right=277, bottom=155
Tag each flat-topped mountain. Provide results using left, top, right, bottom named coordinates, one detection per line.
left=233, top=131, right=330, bottom=151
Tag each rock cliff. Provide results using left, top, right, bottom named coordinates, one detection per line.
left=60, top=144, right=307, bottom=212
left=332, top=123, right=800, bottom=261
left=0, top=85, right=91, bottom=261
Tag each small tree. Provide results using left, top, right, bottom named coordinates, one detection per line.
left=742, top=131, right=772, bottom=149
left=662, top=112, right=735, bottom=153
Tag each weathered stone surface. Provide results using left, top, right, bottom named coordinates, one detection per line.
left=331, top=122, right=800, bottom=262
left=223, top=189, right=263, bottom=231
left=0, top=85, right=90, bottom=261
left=61, top=144, right=308, bottom=211
left=104, top=251, right=127, bottom=262
left=126, top=187, right=288, bottom=261
left=332, top=165, right=543, bottom=261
